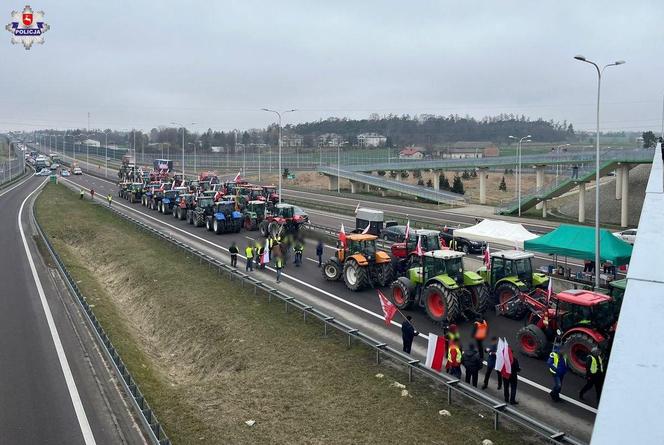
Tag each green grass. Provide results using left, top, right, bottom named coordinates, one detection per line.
left=35, top=184, right=535, bottom=444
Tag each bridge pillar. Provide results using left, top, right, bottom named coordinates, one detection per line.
left=350, top=180, right=357, bottom=194
left=621, top=165, right=629, bottom=228
left=327, top=174, right=338, bottom=191
left=535, top=165, right=546, bottom=210
left=541, top=199, right=548, bottom=218
left=433, top=171, right=441, bottom=191
left=478, top=167, right=488, bottom=204
left=578, top=182, right=586, bottom=223
left=615, top=165, right=623, bottom=200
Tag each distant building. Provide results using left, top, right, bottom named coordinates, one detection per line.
left=81, top=139, right=101, bottom=147
left=281, top=134, right=304, bottom=148
left=399, top=147, right=425, bottom=159
left=317, top=133, right=345, bottom=147
left=357, top=132, right=387, bottom=148
left=432, top=141, right=500, bottom=158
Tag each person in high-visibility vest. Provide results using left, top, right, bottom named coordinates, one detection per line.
left=579, top=348, right=604, bottom=402
left=275, top=255, right=284, bottom=283
left=446, top=340, right=462, bottom=379
left=107, top=194, right=113, bottom=207
left=547, top=344, right=568, bottom=402
left=245, top=244, right=254, bottom=272
left=79, top=189, right=85, bottom=199
left=472, top=318, right=488, bottom=360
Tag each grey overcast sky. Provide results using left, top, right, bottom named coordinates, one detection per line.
left=1, top=0, right=663, bottom=133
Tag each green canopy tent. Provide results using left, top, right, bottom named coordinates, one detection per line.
left=524, top=224, right=633, bottom=266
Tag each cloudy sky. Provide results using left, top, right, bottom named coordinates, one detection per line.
left=1, top=0, right=663, bottom=133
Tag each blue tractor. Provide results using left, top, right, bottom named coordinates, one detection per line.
left=206, top=201, right=243, bottom=234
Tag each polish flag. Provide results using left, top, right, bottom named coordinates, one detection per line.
left=425, top=333, right=446, bottom=372
left=484, top=244, right=491, bottom=269
left=355, top=202, right=361, bottom=214
left=233, top=171, right=242, bottom=182
left=495, top=337, right=505, bottom=377
left=339, top=223, right=347, bottom=248
left=498, top=338, right=513, bottom=380
left=415, top=235, right=424, bottom=257
left=261, top=239, right=270, bottom=265
left=377, top=290, right=397, bottom=326
left=404, top=219, right=410, bottom=241
left=362, top=224, right=371, bottom=234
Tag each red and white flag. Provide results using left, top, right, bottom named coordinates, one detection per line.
left=362, top=224, right=371, bottom=234
left=415, top=235, right=424, bottom=257
left=339, top=223, right=347, bottom=248
left=496, top=338, right=513, bottom=380
left=484, top=244, right=491, bottom=269
left=425, top=333, right=446, bottom=372
left=261, top=239, right=270, bottom=265
left=233, top=171, right=242, bottom=182
left=404, top=219, right=410, bottom=241
left=377, top=290, right=397, bottom=326
left=355, top=202, right=361, bottom=214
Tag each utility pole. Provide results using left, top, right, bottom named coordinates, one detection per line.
left=261, top=108, right=296, bottom=203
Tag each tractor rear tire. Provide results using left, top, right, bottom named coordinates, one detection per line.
left=343, top=260, right=369, bottom=291
left=468, top=284, right=490, bottom=314
left=516, top=324, right=548, bottom=358
left=423, top=282, right=460, bottom=323
left=268, top=222, right=281, bottom=238
left=390, top=279, right=414, bottom=310
left=322, top=259, right=342, bottom=281
left=562, top=333, right=602, bottom=376
left=206, top=218, right=212, bottom=231
left=495, top=282, right=528, bottom=319
left=376, top=262, right=394, bottom=287
left=179, top=209, right=186, bottom=220
left=259, top=221, right=269, bottom=237
left=172, top=207, right=177, bottom=217
left=213, top=219, right=222, bottom=234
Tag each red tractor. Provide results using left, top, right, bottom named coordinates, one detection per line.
left=508, top=288, right=616, bottom=375
left=390, top=229, right=443, bottom=260
left=259, top=203, right=305, bottom=238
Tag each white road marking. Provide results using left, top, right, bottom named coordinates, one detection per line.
left=18, top=180, right=97, bottom=444
left=0, top=172, right=34, bottom=198
left=63, top=176, right=597, bottom=413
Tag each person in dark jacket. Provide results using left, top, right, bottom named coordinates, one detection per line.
left=316, top=240, right=324, bottom=267
left=482, top=337, right=502, bottom=390
left=504, top=354, right=520, bottom=405
left=461, top=343, right=482, bottom=387
left=401, top=315, right=418, bottom=354
left=229, top=242, right=239, bottom=268
left=579, top=347, right=605, bottom=402
left=547, top=344, right=568, bottom=402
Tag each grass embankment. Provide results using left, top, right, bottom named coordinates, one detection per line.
left=36, top=183, right=532, bottom=445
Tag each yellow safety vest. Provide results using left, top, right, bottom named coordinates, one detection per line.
left=447, top=331, right=460, bottom=342
left=276, top=258, right=284, bottom=268
left=245, top=247, right=253, bottom=257
left=549, top=352, right=566, bottom=374
left=447, top=345, right=461, bottom=366
left=590, top=356, right=604, bottom=375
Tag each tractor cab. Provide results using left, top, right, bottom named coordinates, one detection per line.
left=417, top=250, right=465, bottom=285
left=248, top=187, right=264, bottom=201
left=196, top=197, right=215, bottom=210
left=274, top=203, right=295, bottom=219
left=553, top=290, right=615, bottom=333
left=263, top=185, right=279, bottom=203
left=323, top=233, right=393, bottom=291
left=343, top=235, right=378, bottom=261
left=391, top=229, right=442, bottom=259
left=489, top=250, right=535, bottom=287
left=246, top=200, right=266, bottom=217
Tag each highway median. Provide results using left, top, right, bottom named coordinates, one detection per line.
left=35, top=183, right=534, bottom=445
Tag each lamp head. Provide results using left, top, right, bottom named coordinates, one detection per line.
left=574, top=55, right=587, bottom=61
left=614, top=60, right=626, bottom=65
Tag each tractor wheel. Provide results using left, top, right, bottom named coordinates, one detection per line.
left=495, top=282, right=528, bottom=319
left=343, top=260, right=369, bottom=291
left=423, top=282, right=460, bottom=323
left=462, top=243, right=469, bottom=254
left=259, top=221, right=269, bottom=237
left=376, top=262, right=394, bottom=287
left=516, top=324, right=548, bottom=358
left=212, top=219, right=220, bottom=234
left=562, top=333, right=602, bottom=376
left=268, top=222, right=281, bottom=238
left=150, top=201, right=156, bottom=211
left=322, top=259, right=342, bottom=281
left=172, top=206, right=177, bottom=217
left=206, top=218, right=212, bottom=231
left=468, top=284, right=490, bottom=314
left=179, top=209, right=186, bottom=220
left=390, top=278, right=414, bottom=310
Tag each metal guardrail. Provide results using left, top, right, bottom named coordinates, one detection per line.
left=48, top=178, right=586, bottom=444
left=32, top=206, right=172, bottom=445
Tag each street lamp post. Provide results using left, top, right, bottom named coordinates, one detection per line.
left=574, top=55, right=625, bottom=288
left=105, top=131, right=109, bottom=178
left=171, top=122, right=194, bottom=180
left=261, top=108, right=296, bottom=203
left=508, top=134, right=531, bottom=216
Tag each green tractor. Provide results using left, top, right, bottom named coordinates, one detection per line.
left=477, top=250, right=549, bottom=319
left=126, top=183, right=144, bottom=203
left=391, top=250, right=490, bottom=323
left=187, top=197, right=215, bottom=227
left=243, top=200, right=267, bottom=231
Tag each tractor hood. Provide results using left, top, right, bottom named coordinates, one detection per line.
left=428, top=274, right=460, bottom=290
left=463, top=270, right=484, bottom=286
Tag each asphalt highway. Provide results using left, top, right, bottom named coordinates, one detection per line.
left=64, top=171, right=598, bottom=441
left=0, top=174, right=145, bottom=444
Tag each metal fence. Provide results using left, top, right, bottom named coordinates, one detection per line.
left=52, top=176, right=586, bottom=444
left=33, top=208, right=172, bottom=445
left=0, top=137, right=27, bottom=187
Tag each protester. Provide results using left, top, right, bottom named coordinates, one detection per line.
left=275, top=255, right=284, bottom=283
left=461, top=343, right=482, bottom=387
left=504, top=353, right=520, bottom=405
left=548, top=344, right=568, bottom=402
left=579, top=348, right=604, bottom=402
left=316, top=240, right=324, bottom=267
left=472, top=318, right=488, bottom=360
left=90, top=188, right=95, bottom=200
left=229, top=242, right=239, bottom=268
left=401, top=315, right=418, bottom=354
left=245, top=243, right=254, bottom=272
left=107, top=194, right=112, bottom=207
left=294, top=239, right=304, bottom=266
left=446, top=340, right=463, bottom=379
left=482, top=337, right=502, bottom=390
left=79, top=189, right=84, bottom=199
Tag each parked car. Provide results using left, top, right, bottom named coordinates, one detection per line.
left=380, top=224, right=407, bottom=242
left=440, top=228, right=486, bottom=254
left=292, top=205, right=309, bottom=223
left=61, top=169, right=71, bottom=177
left=613, top=228, right=637, bottom=245
left=73, top=167, right=83, bottom=175
left=35, top=168, right=51, bottom=176
left=50, top=163, right=60, bottom=170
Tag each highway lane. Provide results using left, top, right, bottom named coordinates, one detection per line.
left=65, top=172, right=597, bottom=441
left=0, top=175, right=145, bottom=445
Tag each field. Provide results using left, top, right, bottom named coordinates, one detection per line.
left=35, top=183, right=533, bottom=445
